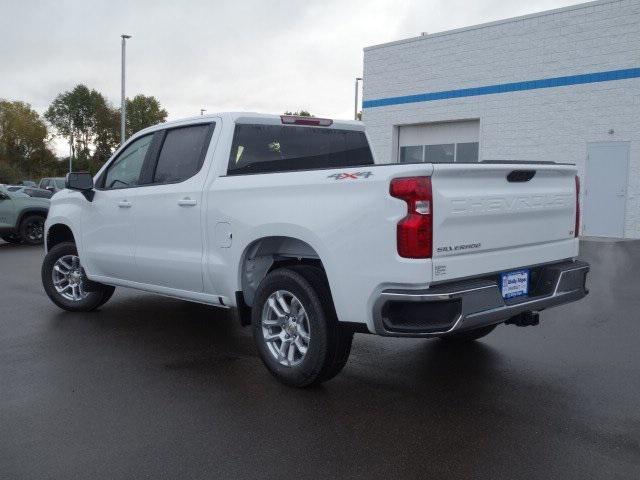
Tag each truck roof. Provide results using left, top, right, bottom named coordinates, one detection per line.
left=136, top=112, right=364, bottom=137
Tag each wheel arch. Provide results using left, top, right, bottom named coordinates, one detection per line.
left=238, top=235, right=326, bottom=308
left=46, top=222, right=76, bottom=252
left=17, top=207, right=48, bottom=227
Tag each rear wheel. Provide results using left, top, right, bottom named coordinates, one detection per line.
left=19, top=215, right=45, bottom=245
left=439, top=324, right=497, bottom=342
left=1, top=234, right=22, bottom=244
left=41, top=242, right=115, bottom=312
left=252, top=265, right=353, bottom=387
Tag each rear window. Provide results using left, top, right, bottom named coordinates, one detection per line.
left=227, top=124, right=374, bottom=175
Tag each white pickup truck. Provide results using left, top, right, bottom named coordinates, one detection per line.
left=42, top=113, right=589, bottom=387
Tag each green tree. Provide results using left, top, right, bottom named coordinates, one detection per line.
left=44, top=84, right=111, bottom=161
left=93, top=106, right=120, bottom=164
left=126, top=94, right=168, bottom=137
left=284, top=110, right=313, bottom=117
left=0, top=100, right=59, bottom=182
left=0, top=100, right=48, bottom=160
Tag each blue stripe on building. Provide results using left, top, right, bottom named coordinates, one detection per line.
left=362, top=67, right=640, bottom=109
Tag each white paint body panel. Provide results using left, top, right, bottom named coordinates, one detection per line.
left=431, top=163, right=579, bottom=281
left=45, top=112, right=581, bottom=333
left=81, top=188, right=139, bottom=281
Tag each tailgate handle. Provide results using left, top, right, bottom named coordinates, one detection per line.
left=507, top=170, right=536, bottom=182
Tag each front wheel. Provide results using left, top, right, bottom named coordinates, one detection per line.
left=41, top=242, right=115, bottom=312
left=252, top=266, right=353, bottom=387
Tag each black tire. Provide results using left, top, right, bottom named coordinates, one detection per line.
left=439, top=324, right=497, bottom=343
left=252, top=265, right=353, bottom=387
left=96, top=288, right=116, bottom=308
left=41, top=242, right=115, bottom=312
left=19, top=214, right=45, bottom=245
left=1, top=234, right=22, bottom=244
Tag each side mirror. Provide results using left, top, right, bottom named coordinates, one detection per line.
left=45, top=186, right=55, bottom=192
left=65, top=172, right=94, bottom=201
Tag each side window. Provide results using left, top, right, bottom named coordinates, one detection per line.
left=103, top=134, right=153, bottom=189
left=152, top=124, right=213, bottom=184
left=39, top=179, right=49, bottom=189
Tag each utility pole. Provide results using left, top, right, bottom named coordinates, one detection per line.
left=354, top=77, right=363, bottom=120
left=121, top=34, right=132, bottom=145
left=68, top=120, right=73, bottom=173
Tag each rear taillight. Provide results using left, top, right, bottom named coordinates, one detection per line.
left=575, top=175, right=580, bottom=237
left=390, top=177, right=432, bottom=258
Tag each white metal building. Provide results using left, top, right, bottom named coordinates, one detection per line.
left=362, top=0, right=640, bottom=238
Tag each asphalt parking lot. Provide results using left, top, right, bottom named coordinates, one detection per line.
left=1, top=239, right=639, bottom=479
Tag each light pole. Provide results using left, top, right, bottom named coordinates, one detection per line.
left=354, top=77, right=363, bottom=120
left=121, top=34, right=132, bottom=145
left=68, top=119, right=73, bottom=173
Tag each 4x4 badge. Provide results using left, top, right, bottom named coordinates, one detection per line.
left=327, top=171, right=373, bottom=180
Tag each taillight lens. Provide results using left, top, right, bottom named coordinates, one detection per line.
left=575, top=175, right=580, bottom=237
left=390, top=177, right=433, bottom=258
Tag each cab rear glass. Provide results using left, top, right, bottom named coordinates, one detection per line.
left=227, top=124, right=374, bottom=175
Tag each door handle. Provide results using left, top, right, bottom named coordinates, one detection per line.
left=178, top=197, right=197, bottom=207
left=118, top=200, right=132, bottom=208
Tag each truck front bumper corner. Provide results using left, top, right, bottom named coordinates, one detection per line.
left=372, top=260, right=589, bottom=337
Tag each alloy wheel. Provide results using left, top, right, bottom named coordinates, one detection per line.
left=52, top=255, right=89, bottom=301
left=261, top=290, right=311, bottom=367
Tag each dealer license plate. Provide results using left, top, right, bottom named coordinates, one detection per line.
left=500, top=269, right=529, bottom=299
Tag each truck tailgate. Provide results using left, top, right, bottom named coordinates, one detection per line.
left=431, top=163, right=579, bottom=282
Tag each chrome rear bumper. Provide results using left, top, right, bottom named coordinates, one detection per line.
left=372, top=260, right=589, bottom=337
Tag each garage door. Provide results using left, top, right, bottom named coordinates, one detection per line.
left=398, top=120, right=479, bottom=163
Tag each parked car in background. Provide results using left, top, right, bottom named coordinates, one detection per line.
left=41, top=113, right=589, bottom=387
left=0, top=185, right=50, bottom=245
left=6, top=185, right=54, bottom=199
left=18, top=180, right=37, bottom=187
left=38, top=177, right=65, bottom=194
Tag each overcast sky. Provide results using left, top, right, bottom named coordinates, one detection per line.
left=2, top=0, right=580, bottom=153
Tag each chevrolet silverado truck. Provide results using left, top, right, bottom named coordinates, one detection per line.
left=0, top=185, right=49, bottom=245
left=41, top=113, right=589, bottom=387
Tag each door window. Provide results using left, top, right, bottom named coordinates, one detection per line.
left=103, top=134, right=153, bottom=189
left=152, top=124, right=213, bottom=184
